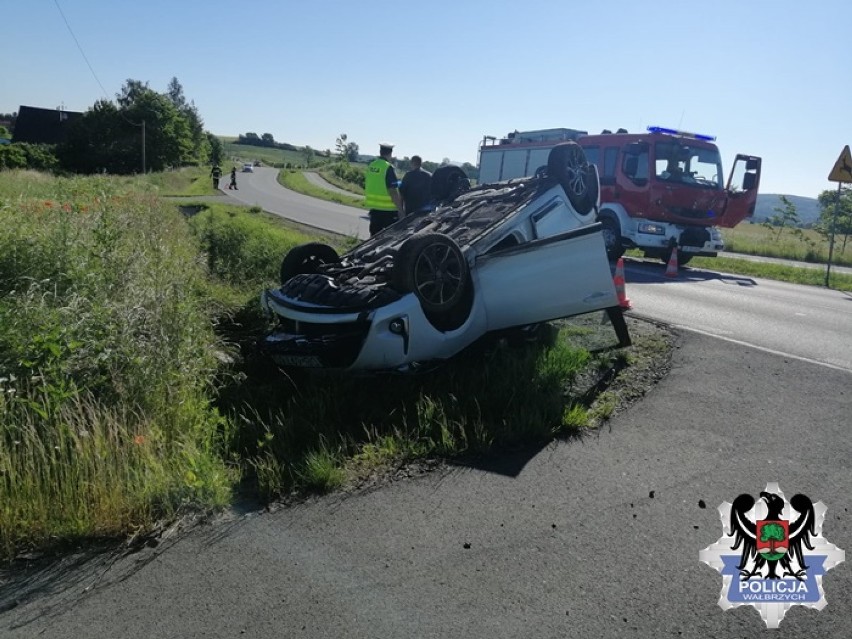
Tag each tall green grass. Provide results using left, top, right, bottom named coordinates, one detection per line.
left=722, top=222, right=852, bottom=267
left=0, top=173, right=232, bottom=557
left=216, top=321, right=596, bottom=500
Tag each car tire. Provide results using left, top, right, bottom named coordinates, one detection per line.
left=547, top=142, right=596, bottom=216
left=600, top=216, right=624, bottom=261
left=392, top=233, right=469, bottom=315
left=279, top=242, right=339, bottom=284
left=431, top=166, right=470, bottom=204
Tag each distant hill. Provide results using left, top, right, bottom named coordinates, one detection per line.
left=754, top=194, right=820, bottom=227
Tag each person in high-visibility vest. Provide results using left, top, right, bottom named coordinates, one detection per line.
left=210, top=164, right=222, bottom=189
left=365, top=142, right=403, bottom=236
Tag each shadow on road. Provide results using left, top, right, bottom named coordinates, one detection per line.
left=622, top=258, right=758, bottom=287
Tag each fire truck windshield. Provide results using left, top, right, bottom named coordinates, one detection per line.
left=654, top=141, right=723, bottom=189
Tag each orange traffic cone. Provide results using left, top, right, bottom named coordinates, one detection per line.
left=664, top=246, right=679, bottom=278
left=613, top=257, right=631, bottom=309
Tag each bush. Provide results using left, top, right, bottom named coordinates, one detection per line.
left=0, top=143, right=58, bottom=172
left=187, top=204, right=313, bottom=286
left=327, top=161, right=365, bottom=189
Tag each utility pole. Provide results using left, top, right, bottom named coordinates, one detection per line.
left=141, top=119, right=146, bottom=174
left=824, top=182, right=840, bottom=287
left=826, top=145, right=852, bottom=287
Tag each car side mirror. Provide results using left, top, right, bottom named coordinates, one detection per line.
left=624, top=156, right=638, bottom=177
left=742, top=172, right=757, bottom=190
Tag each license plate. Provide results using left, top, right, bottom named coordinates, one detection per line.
left=274, top=354, right=322, bottom=368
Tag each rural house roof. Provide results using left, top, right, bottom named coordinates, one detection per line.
left=12, top=105, right=82, bottom=145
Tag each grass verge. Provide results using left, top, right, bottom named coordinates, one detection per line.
left=721, top=223, right=852, bottom=268
left=688, top=255, right=852, bottom=291
left=277, top=170, right=366, bottom=208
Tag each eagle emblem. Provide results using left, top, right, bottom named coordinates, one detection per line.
left=699, top=483, right=844, bottom=629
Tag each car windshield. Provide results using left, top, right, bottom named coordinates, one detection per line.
left=654, top=141, right=722, bottom=189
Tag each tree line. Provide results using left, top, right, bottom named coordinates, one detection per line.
left=0, top=78, right=220, bottom=174
left=58, top=77, right=214, bottom=173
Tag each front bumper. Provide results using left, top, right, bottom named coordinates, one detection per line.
left=260, top=286, right=486, bottom=372
left=260, top=289, right=372, bottom=369
left=634, top=222, right=724, bottom=255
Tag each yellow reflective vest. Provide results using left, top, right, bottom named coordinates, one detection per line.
left=365, top=158, right=396, bottom=211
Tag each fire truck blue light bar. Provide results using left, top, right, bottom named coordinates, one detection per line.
left=647, top=126, right=716, bottom=142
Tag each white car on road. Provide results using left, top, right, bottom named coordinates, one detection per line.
left=260, top=143, right=630, bottom=371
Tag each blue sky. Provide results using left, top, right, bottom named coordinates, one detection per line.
left=3, top=0, right=850, bottom=198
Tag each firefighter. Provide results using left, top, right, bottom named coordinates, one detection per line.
left=365, top=142, right=403, bottom=236
left=210, top=164, right=222, bottom=189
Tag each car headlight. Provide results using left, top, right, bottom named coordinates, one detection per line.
left=638, top=222, right=666, bottom=235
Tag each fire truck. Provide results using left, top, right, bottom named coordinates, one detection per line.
left=478, top=126, right=761, bottom=263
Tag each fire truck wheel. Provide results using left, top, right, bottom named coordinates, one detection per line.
left=547, top=142, right=595, bottom=215
left=279, top=242, right=339, bottom=284
left=600, top=216, right=624, bottom=260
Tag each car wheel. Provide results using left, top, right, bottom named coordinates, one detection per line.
left=547, top=142, right=595, bottom=215
left=431, top=166, right=470, bottom=204
left=393, top=233, right=469, bottom=315
left=279, top=242, right=339, bottom=284
left=600, top=216, right=624, bottom=260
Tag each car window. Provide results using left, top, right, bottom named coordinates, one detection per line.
left=603, top=147, right=618, bottom=180
left=531, top=200, right=573, bottom=239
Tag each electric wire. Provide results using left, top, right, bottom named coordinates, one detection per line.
left=52, top=0, right=110, bottom=101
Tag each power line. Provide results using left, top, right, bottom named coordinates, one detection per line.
left=52, top=0, right=110, bottom=100
left=53, top=0, right=146, bottom=173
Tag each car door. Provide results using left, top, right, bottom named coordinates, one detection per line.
left=474, top=216, right=618, bottom=331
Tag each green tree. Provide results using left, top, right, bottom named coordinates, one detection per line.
left=59, top=79, right=196, bottom=174
left=207, top=133, right=224, bottom=166
left=58, top=99, right=128, bottom=173
left=123, top=87, right=193, bottom=171
left=335, top=133, right=359, bottom=162
left=816, top=186, right=852, bottom=253
left=335, top=133, right=348, bottom=159
left=762, top=195, right=800, bottom=240
left=166, top=77, right=206, bottom=163
left=261, top=133, right=275, bottom=146
left=302, top=145, right=314, bottom=167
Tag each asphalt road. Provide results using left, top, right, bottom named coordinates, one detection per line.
left=225, top=167, right=369, bottom=238
left=3, top=331, right=851, bottom=638
left=622, top=260, right=852, bottom=372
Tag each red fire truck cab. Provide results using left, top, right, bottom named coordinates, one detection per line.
left=478, top=127, right=761, bottom=263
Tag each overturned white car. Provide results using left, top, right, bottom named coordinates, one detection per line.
left=260, top=142, right=630, bottom=372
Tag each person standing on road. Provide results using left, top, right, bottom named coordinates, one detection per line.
left=399, top=155, right=433, bottom=216
left=210, top=164, right=222, bottom=189
left=228, top=166, right=238, bottom=190
left=365, top=142, right=403, bottom=236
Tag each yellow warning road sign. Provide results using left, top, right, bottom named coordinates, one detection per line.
left=828, top=145, right=852, bottom=183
